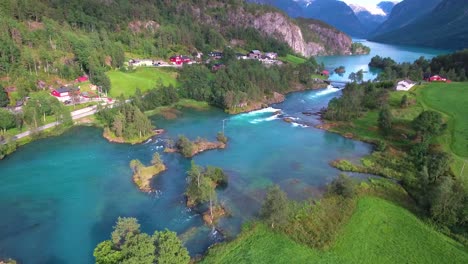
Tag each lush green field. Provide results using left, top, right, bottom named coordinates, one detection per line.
left=202, top=197, right=468, bottom=264
left=417, top=82, right=468, bottom=157
left=413, top=82, right=468, bottom=182
left=107, top=67, right=178, bottom=97
left=279, top=54, right=307, bottom=64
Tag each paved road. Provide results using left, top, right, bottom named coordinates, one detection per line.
left=2, top=105, right=100, bottom=144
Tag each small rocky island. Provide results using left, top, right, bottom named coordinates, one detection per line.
left=129, top=153, right=166, bottom=192
left=185, top=162, right=229, bottom=225
left=165, top=133, right=227, bottom=158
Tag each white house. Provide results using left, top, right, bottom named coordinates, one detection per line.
left=396, top=80, right=416, bottom=91
left=129, top=59, right=155, bottom=67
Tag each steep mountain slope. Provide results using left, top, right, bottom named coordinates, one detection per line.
left=248, top=0, right=367, bottom=37
left=371, top=0, right=468, bottom=50
left=371, top=0, right=443, bottom=36
left=301, top=0, right=367, bottom=37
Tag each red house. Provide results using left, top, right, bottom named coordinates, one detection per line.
left=169, top=55, right=191, bottom=65
left=51, top=87, right=80, bottom=97
left=429, top=75, right=447, bottom=82
left=75, top=75, right=89, bottom=83
left=321, top=70, right=330, bottom=76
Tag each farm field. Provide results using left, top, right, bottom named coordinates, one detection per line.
left=107, top=67, right=178, bottom=97
left=414, top=82, right=468, bottom=182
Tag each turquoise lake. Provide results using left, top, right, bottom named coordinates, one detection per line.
left=0, top=41, right=447, bottom=263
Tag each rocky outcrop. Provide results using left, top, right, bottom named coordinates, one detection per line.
left=128, top=20, right=160, bottom=34
left=302, top=21, right=353, bottom=56
left=224, top=10, right=356, bottom=56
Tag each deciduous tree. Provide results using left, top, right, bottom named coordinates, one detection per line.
left=260, top=185, right=290, bottom=229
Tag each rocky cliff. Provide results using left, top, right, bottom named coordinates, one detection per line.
left=224, top=9, right=356, bottom=56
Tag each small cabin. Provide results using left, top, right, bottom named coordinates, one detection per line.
left=396, top=80, right=416, bottom=91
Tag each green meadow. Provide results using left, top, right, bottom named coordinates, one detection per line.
left=107, top=67, right=178, bottom=97
left=202, top=197, right=468, bottom=264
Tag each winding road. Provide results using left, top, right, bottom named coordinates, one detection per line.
left=2, top=105, right=100, bottom=144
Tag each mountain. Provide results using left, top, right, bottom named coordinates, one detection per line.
left=371, top=0, right=443, bottom=36
left=377, top=1, right=398, bottom=14
left=300, top=0, right=367, bottom=37
left=350, top=4, right=388, bottom=33
left=249, top=0, right=367, bottom=37
left=371, top=0, right=468, bottom=50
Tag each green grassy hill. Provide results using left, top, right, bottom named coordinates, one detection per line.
left=417, top=82, right=468, bottom=158
left=202, top=197, right=468, bottom=264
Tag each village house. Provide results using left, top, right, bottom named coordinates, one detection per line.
left=128, top=59, right=156, bottom=67
left=321, top=70, right=330, bottom=76
left=264, top=52, right=278, bottom=60
left=51, top=86, right=80, bottom=101
left=396, top=79, right=416, bottom=91
left=169, top=55, right=191, bottom=65
left=248, top=50, right=262, bottom=59
left=428, top=75, right=448, bottom=82
left=208, top=51, right=223, bottom=60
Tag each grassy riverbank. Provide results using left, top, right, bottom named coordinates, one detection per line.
left=324, top=82, right=468, bottom=184
left=202, top=196, right=468, bottom=263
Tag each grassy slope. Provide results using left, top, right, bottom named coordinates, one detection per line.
left=107, top=67, right=178, bottom=97
left=416, top=82, right=468, bottom=157
left=201, top=224, right=319, bottom=264
left=414, top=83, right=468, bottom=182
left=279, top=54, right=306, bottom=65
left=332, top=197, right=468, bottom=264
left=202, top=197, right=468, bottom=264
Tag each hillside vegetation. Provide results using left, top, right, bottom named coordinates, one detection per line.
left=202, top=197, right=468, bottom=263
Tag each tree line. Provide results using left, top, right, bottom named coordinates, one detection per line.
left=369, top=49, right=468, bottom=82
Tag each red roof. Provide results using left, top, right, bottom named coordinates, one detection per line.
left=321, top=70, right=330, bottom=75
left=75, top=76, right=89, bottom=82
left=429, top=75, right=447, bottom=82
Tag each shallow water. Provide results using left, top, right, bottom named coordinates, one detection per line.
left=0, top=41, right=448, bottom=263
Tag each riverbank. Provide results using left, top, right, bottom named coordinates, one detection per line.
left=317, top=82, right=468, bottom=185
